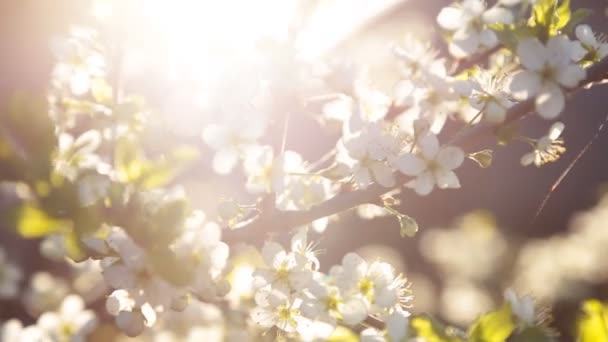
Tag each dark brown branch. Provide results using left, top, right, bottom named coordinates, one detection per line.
left=225, top=56, right=608, bottom=244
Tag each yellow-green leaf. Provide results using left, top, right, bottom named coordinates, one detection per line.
left=468, top=304, right=515, bottom=342
left=411, top=316, right=464, bottom=342
left=577, top=300, right=608, bottom=342
left=12, top=205, right=71, bottom=238
left=327, top=326, right=359, bottom=342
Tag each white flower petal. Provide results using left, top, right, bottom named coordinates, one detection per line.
left=508, top=70, right=542, bottom=100
left=576, top=25, right=597, bottom=47
left=437, top=7, right=463, bottom=31
left=517, top=38, right=547, bottom=71
left=556, top=64, right=585, bottom=88
left=535, top=84, right=565, bottom=119
left=418, top=133, right=440, bottom=160
left=412, top=171, right=435, bottom=196
left=341, top=298, right=368, bottom=326
left=386, top=311, right=409, bottom=342
left=434, top=169, right=461, bottom=189
left=396, top=153, right=426, bottom=176
left=437, top=146, right=465, bottom=170
left=370, top=162, right=395, bottom=187
left=212, top=148, right=239, bottom=175
left=520, top=152, right=535, bottom=166
left=548, top=122, right=565, bottom=140
left=450, top=29, right=481, bottom=57
left=483, top=7, right=513, bottom=24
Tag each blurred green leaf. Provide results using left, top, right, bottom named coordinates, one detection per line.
left=11, top=205, right=71, bottom=238
left=468, top=304, right=515, bottom=342
left=468, top=150, right=493, bottom=168
left=399, top=214, right=419, bottom=238
left=411, top=316, right=464, bottom=342
left=64, top=230, right=87, bottom=262
left=327, top=326, right=359, bottom=342
left=577, top=300, right=608, bottom=342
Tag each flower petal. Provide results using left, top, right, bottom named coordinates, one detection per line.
left=341, top=298, right=368, bottom=326
left=576, top=24, right=597, bottom=47
left=483, top=7, right=513, bottom=24
left=508, top=70, right=541, bottom=100
left=548, top=122, right=565, bottom=140
left=437, top=6, right=463, bottom=31
left=418, top=133, right=440, bottom=160
left=437, top=146, right=465, bottom=170
left=412, top=171, right=435, bottom=196
left=434, top=169, right=461, bottom=189
left=370, top=162, right=396, bottom=187
left=556, top=64, right=585, bottom=88
left=517, top=38, right=546, bottom=71
left=395, top=153, right=426, bottom=176
left=535, top=84, right=565, bottom=119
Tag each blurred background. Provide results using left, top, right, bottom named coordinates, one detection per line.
left=1, top=0, right=608, bottom=340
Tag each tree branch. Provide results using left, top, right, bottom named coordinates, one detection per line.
left=225, top=56, right=608, bottom=244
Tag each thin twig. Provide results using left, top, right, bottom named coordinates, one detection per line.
left=225, top=57, right=608, bottom=244
left=532, top=113, right=608, bottom=222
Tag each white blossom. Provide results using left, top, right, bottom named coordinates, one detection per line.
left=337, top=119, right=400, bottom=189
left=572, top=24, right=608, bottom=63
left=37, top=294, right=97, bottom=342
left=505, top=289, right=536, bottom=326
left=521, top=122, right=566, bottom=167
left=437, top=0, right=513, bottom=57
left=470, top=71, right=513, bottom=123
left=395, top=133, right=465, bottom=196
left=508, top=36, right=586, bottom=119
left=251, top=289, right=312, bottom=334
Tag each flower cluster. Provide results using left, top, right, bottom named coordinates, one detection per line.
left=250, top=230, right=412, bottom=340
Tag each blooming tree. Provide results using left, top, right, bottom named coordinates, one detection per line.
left=1, top=0, right=608, bottom=341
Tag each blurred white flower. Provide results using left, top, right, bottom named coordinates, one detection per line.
left=251, top=288, right=312, bottom=334
left=337, top=120, right=399, bottom=189
left=508, top=36, right=586, bottom=119
left=470, top=71, right=513, bottom=123
left=202, top=115, right=268, bottom=175
left=1, top=319, right=47, bottom=342
left=521, top=122, right=565, bottom=167
left=437, top=0, right=512, bottom=57
left=571, top=25, right=608, bottom=63
left=37, top=294, right=97, bottom=342
left=505, top=289, right=536, bottom=327
left=23, top=272, right=70, bottom=318
left=0, top=247, right=22, bottom=300
left=395, top=133, right=465, bottom=196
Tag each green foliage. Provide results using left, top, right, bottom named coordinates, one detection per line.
left=468, top=303, right=515, bottom=342
left=468, top=150, right=493, bottom=168
left=9, top=204, right=71, bottom=238
left=327, top=326, right=359, bottom=342
left=528, top=0, right=571, bottom=38
left=577, top=300, right=608, bottom=342
left=115, top=137, right=198, bottom=190
left=410, top=316, right=464, bottom=342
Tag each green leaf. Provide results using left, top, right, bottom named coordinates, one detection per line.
left=468, top=150, right=493, bottom=168
left=468, top=304, right=515, bottom=342
left=327, top=326, right=359, bottom=342
left=411, top=316, right=464, bottom=342
left=552, top=0, right=571, bottom=34
left=577, top=300, right=608, bottom=342
left=10, top=205, right=71, bottom=238
left=64, top=230, right=87, bottom=262
left=399, top=214, right=419, bottom=238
